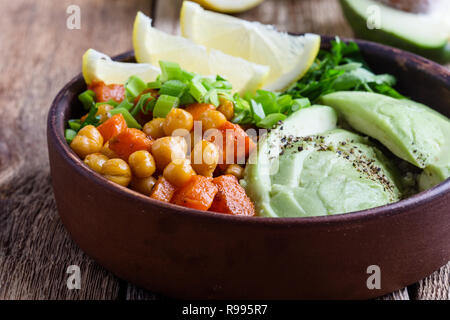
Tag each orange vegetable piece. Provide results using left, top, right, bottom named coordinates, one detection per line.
left=171, top=175, right=218, bottom=211
left=210, top=175, right=255, bottom=216
left=109, top=128, right=153, bottom=160
left=89, top=81, right=125, bottom=103
left=150, top=176, right=176, bottom=203
left=97, top=114, right=128, bottom=142
left=185, top=103, right=215, bottom=121
left=209, top=121, right=256, bottom=169
left=80, top=113, right=88, bottom=123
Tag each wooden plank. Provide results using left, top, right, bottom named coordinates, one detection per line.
left=415, top=262, right=450, bottom=300
left=380, top=288, right=410, bottom=300
left=153, top=0, right=354, bottom=36
left=126, top=284, right=159, bottom=300
left=0, top=0, right=152, bottom=299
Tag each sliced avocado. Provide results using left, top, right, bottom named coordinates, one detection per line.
left=419, top=163, right=450, bottom=191
left=244, top=105, right=338, bottom=217
left=418, top=113, right=450, bottom=190
left=321, top=91, right=449, bottom=167
left=321, top=91, right=450, bottom=189
left=340, top=0, right=450, bottom=63
left=243, top=106, right=402, bottom=217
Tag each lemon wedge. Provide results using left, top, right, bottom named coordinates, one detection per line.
left=189, top=0, right=264, bottom=13
left=181, top=1, right=321, bottom=91
left=82, top=48, right=160, bottom=85
left=133, top=11, right=269, bottom=94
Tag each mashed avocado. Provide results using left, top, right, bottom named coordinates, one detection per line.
left=243, top=106, right=402, bottom=217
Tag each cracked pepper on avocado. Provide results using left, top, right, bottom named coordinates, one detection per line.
left=66, top=2, right=450, bottom=217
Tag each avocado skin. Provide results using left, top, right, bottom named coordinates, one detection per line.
left=340, top=0, right=450, bottom=64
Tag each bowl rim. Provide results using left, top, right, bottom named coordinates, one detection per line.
left=48, top=36, right=450, bottom=226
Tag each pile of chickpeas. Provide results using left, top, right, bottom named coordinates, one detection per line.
left=69, top=98, right=245, bottom=197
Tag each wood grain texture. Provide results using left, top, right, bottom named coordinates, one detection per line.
left=415, top=264, right=450, bottom=300
left=0, top=0, right=152, bottom=300
left=0, top=0, right=448, bottom=300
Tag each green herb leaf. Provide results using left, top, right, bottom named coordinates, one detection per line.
left=78, top=90, right=96, bottom=111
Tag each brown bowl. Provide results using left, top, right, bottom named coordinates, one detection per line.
left=47, top=37, right=450, bottom=299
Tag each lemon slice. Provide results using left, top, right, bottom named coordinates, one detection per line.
left=82, top=48, right=160, bottom=85
left=181, top=1, right=321, bottom=91
left=190, top=0, right=264, bottom=13
left=133, top=11, right=269, bottom=94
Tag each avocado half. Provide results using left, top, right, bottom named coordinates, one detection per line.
left=242, top=105, right=402, bottom=217
left=340, top=0, right=450, bottom=63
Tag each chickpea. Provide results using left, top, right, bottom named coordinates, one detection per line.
left=143, top=118, right=165, bottom=139
left=191, top=140, right=219, bottom=177
left=163, top=159, right=196, bottom=187
left=70, top=125, right=104, bottom=159
left=84, top=153, right=109, bottom=174
left=128, top=150, right=156, bottom=178
left=130, top=176, right=157, bottom=195
left=151, top=136, right=187, bottom=170
left=224, top=164, right=244, bottom=179
left=101, top=158, right=132, bottom=187
left=189, top=130, right=203, bottom=151
left=101, top=141, right=118, bottom=158
left=217, top=98, right=234, bottom=120
left=198, top=109, right=227, bottom=131
left=163, top=108, right=194, bottom=136
left=96, top=104, right=114, bottom=123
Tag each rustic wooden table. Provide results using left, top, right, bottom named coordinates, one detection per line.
left=0, top=0, right=448, bottom=300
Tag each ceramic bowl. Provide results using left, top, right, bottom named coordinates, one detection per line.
left=47, top=37, right=450, bottom=299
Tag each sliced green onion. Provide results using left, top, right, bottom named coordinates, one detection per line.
left=159, top=80, right=188, bottom=98
left=115, top=99, right=134, bottom=111
left=142, top=99, right=156, bottom=114
left=131, top=92, right=154, bottom=117
left=291, top=98, right=311, bottom=112
left=68, top=119, right=81, bottom=131
left=78, top=90, right=96, bottom=110
left=159, top=61, right=182, bottom=82
left=201, top=78, right=214, bottom=91
left=153, top=95, right=179, bottom=118
left=180, top=92, right=195, bottom=105
left=81, top=105, right=99, bottom=127
left=189, top=80, right=207, bottom=103
left=250, top=100, right=265, bottom=122
left=253, top=90, right=279, bottom=114
left=96, top=99, right=119, bottom=108
left=125, top=76, right=147, bottom=99
left=109, top=108, right=142, bottom=129
left=181, top=70, right=195, bottom=82
left=276, top=94, right=293, bottom=113
left=147, top=78, right=162, bottom=89
left=213, top=79, right=232, bottom=90
left=231, top=110, right=249, bottom=124
left=256, top=113, right=287, bottom=129
left=65, top=129, right=77, bottom=143
left=205, top=89, right=219, bottom=107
